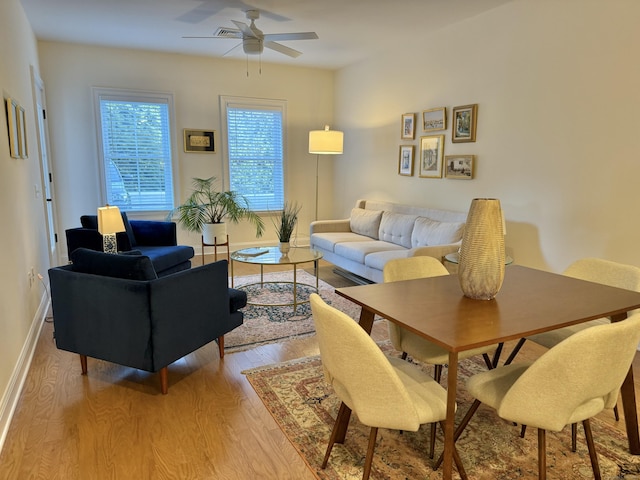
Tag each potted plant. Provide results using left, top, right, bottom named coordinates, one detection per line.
left=170, top=177, right=264, bottom=244
left=272, top=201, right=302, bottom=254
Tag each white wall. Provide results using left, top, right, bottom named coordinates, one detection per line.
left=334, top=0, right=640, bottom=272
left=0, top=0, right=51, bottom=449
left=38, top=42, right=335, bottom=260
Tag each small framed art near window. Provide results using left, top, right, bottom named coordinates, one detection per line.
left=445, top=155, right=474, bottom=180
left=398, top=145, right=414, bottom=176
left=452, top=104, right=478, bottom=143
left=401, top=113, right=415, bottom=140
left=419, top=135, right=444, bottom=178
left=184, top=129, right=216, bottom=153
left=422, top=107, right=446, bottom=132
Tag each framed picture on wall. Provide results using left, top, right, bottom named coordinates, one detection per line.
left=419, top=135, right=444, bottom=178
left=184, top=129, right=216, bottom=153
left=452, top=104, right=478, bottom=143
left=401, top=113, right=415, bottom=140
left=445, top=155, right=474, bottom=179
left=398, top=145, right=414, bottom=176
left=5, top=98, right=19, bottom=159
left=422, top=107, right=447, bottom=132
left=18, top=106, right=28, bottom=158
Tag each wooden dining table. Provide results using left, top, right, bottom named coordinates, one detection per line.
left=335, top=265, right=640, bottom=479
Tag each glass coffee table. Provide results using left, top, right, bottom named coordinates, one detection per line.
left=230, top=246, right=323, bottom=310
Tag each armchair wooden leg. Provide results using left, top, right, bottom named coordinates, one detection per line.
left=79, top=354, right=87, bottom=375
left=159, top=367, right=168, bottom=395
left=362, top=427, right=378, bottom=480
left=217, top=335, right=225, bottom=358
left=322, top=402, right=352, bottom=469
left=538, top=428, right=547, bottom=480
left=583, top=419, right=602, bottom=480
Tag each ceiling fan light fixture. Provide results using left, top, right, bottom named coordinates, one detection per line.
left=242, top=37, right=263, bottom=55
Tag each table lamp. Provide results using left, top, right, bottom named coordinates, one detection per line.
left=309, top=125, right=343, bottom=221
left=98, top=205, right=125, bottom=254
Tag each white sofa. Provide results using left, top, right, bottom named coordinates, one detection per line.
left=310, top=199, right=467, bottom=283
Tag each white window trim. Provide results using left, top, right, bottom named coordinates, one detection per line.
left=92, top=87, right=179, bottom=214
left=219, top=95, right=288, bottom=211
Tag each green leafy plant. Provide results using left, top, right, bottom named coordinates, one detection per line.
left=272, top=201, right=302, bottom=242
left=169, top=177, right=264, bottom=237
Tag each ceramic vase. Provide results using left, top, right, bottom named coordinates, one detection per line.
left=458, top=198, right=505, bottom=300
left=279, top=241, right=291, bottom=254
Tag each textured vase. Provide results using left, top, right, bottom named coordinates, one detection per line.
left=458, top=198, right=506, bottom=300
left=279, top=241, right=291, bottom=254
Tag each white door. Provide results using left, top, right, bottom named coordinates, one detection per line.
left=31, top=67, right=59, bottom=266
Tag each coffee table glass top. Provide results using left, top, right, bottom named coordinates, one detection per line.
left=231, top=246, right=322, bottom=265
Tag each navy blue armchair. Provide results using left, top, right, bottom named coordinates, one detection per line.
left=65, top=212, right=194, bottom=277
left=48, top=249, right=246, bottom=394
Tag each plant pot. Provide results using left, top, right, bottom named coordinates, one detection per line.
left=202, top=223, right=227, bottom=245
left=279, top=241, right=291, bottom=254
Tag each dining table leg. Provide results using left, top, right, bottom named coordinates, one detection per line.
left=443, top=351, right=459, bottom=479
left=612, top=313, right=640, bottom=454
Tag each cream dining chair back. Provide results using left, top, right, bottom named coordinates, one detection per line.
left=309, top=293, right=467, bottom=480
left=459, top=313, right=640, bottom=480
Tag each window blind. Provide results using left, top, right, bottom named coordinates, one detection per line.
left=226, top=105, right=284, bottom=212
left=96, top=90, right=175, bottom=212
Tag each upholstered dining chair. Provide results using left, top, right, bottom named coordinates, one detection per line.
left=309, top=294, right=467, bottom=480
left=383, top=256, right=501, bottom=458
left=452, top=313, right=640, bottom=480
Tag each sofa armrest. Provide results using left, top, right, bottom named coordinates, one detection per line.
left=310, top=218, right=351, bottom=234
left=130, top=220, right=177, bottom=246
left=410, top=243, right=461, bottom=262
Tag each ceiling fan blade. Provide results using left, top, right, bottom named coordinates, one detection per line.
left=223, top=42, right=243, bottom=56
left=265, top=41, right=302, bottom=58
left=263, top=32, right=318, bottom=41
left=231, top=20, right=257, bottom=38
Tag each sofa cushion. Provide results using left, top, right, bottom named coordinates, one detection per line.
left=121, top=212, right=137, bottom=247
left=411, top=217, right=465, bottom=247
left=70, top=248, right=158, bottom=280
left=334, top=240, right=406, bottom=264
left=350, top=208, right=383, bottom=239
left=311, top=232, right=374, bottom=253
left=364, top=249, right=412, bottom=271
left=378, top=212, right=418, bottom=248
left=138, top=245, right=194, bottom=274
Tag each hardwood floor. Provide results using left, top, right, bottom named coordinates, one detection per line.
left=1, top=257, right=639, bottom=478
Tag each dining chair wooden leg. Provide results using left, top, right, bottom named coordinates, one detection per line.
left=362, top=427, right=378, bottom=480
left=434, top=364, right=443, bottom=383
left=482, top=353, right=493, bottom=369
left=217, top=335, right=225, bottom=358
left=520, top=424, right=527, bottom=438
left=401, top=351, right=408, bottom=360
left=614, top=403, right=620, bottom=421
left=538, top=428, right=547, bottom=480
left=79, top=354, right=88, bottom=375
left=571, top=423, right=577, bottom=452
left=491, top=342, right=504, bottom=368
left=583, top=419, right=602, bottom=480
left=322, top=402, right=351, bottom=468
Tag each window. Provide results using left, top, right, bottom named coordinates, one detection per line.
left=93, top=88, right=176, bottom=212
left=221, top=96, right=286, bottom=212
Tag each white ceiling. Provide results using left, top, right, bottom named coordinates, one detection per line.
left=20, top=0, right=514, bottom=70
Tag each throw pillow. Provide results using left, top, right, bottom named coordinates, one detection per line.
left=350, top=208, right=383, bottom=239
left=70, top=248, right=157, bottom=280
left=411, top=217, right=465, bottom=247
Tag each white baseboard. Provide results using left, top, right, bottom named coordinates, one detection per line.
left=0, top=292, right=49, bottom=454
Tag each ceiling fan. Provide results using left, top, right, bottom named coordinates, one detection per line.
left=184, top=9, right=318, bottom=58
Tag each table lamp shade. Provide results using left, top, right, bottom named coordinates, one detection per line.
left=309, top=125, right=343, bottom=154
left=98, top=205, right=125, bottom=235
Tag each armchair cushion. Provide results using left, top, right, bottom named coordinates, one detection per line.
left=70, top=248, right=158, bottom=281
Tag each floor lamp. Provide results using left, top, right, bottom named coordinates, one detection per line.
left=309, top=125, right=344, bottom=221
left=98, top=205, right=125, bottom=254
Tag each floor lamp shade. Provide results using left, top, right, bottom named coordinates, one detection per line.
left=98, top=205, right=125, bottom=254
left=309, top=126, right=344, bottom=221
left=309, top=125, right=343, bottom=154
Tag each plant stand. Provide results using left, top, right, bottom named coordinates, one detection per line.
left=201, top=235, right=230, bottom=265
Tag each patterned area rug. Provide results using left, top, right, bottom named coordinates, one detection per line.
left=244, top=348, right=640, bottom=479
left=225, top=270, right=363, bottom=352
